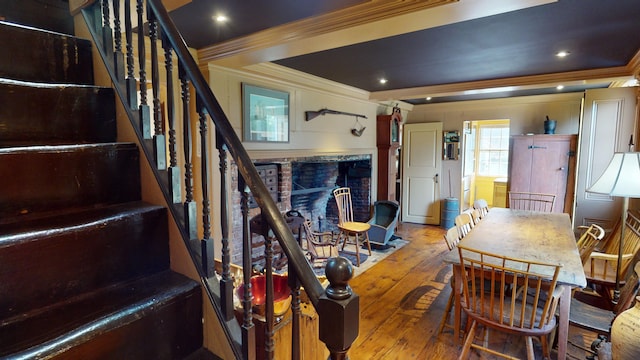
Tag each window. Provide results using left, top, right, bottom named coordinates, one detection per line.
left=477, top=124, right=509, bottom=176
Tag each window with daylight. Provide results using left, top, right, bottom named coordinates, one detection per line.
left=477, top=124, right=509, bottom=176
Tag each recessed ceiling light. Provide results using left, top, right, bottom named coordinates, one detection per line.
left=425, top=97, right=432, bottom=101
left=556, top=85, right=565, bottom=90
left=556, top=51, right=570, bottom=58
left=379, top=78, right=388, bottom=84
left=213, top=14, right=228, bottom=23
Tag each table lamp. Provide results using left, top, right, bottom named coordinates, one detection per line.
left=586, top=152, right=640, bottom=301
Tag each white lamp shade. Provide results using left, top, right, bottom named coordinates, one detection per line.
left=587, top=152, right=640, bottom=197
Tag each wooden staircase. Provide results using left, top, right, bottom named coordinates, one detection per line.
left=0, top=2, right=214, bottom=358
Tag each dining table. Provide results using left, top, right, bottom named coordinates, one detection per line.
left=443, top=207, right=586, bottom=360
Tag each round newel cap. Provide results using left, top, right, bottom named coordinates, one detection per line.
left=324, top=256, right=354, bottom=300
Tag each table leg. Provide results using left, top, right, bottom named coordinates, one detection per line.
left=556, top=284, right=571, bottom=360
left=453, top=264, right=462, bottom=342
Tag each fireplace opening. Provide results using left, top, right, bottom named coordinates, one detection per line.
left=291, top=157, right=371, bottom=232
left=229, top=154, right=372, bottom=267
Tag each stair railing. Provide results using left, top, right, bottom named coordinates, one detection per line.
left=74, top=1, right=359, bottom=359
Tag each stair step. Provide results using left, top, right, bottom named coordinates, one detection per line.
left=0, top=78, right=116, bottom=146
left=0, top=21, right=93, bottom=84
left=0, top=143, right=141, bottom=221
left=0, top=0, right=75, bottom=35
left=0, top=201, right=170, bottom=320
left=0, top=3, right=213, bottom=359
left=0, top=270, right=203, bottom=359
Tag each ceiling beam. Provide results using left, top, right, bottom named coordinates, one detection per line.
left=198, top=0, right=556, bottom=68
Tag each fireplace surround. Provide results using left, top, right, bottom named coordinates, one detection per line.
left=229, top=154, right=372, bottom=266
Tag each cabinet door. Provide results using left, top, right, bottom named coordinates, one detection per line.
left=510, top=135, right=574, bottom=213
left=509, top=136, right=535, bottom=193
left=528, top=136, right=572, bottom=212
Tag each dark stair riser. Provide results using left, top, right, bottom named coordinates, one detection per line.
left=0, top=203, right=170, bottom=320
left=0, top=0, right=75, bottom=35
left=0, top=80, right=116, bottom=146
left=0, top=143, right=141, bottom=219
left=0, top=21, right=93, bottom=84
left=1, top=271, right=203, bottom=359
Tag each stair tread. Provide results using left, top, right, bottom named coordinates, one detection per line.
left=0, top=201, right=163, bottom=240
left=0, top=141, right=136, bottom=153
left=0, top=77, right=107, bottom=88
left=1, top=270, right=200, bottom=356
left=0, top=20, right=79, bottom=39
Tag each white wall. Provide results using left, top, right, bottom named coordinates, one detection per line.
left=203, top=63, right=381, bottom=158
left=405, top=93, right=584, bottom=204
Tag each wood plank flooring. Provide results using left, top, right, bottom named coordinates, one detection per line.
left=348, top=222, right=599, bottom=360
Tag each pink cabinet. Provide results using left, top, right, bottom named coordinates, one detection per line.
left=509, top=134, right=577, bottom=214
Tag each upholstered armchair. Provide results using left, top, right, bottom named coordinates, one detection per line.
left=367, top=200, right=400, bottom=247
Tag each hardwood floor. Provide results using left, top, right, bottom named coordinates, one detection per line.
left=348, top=222, right=599, bottom=360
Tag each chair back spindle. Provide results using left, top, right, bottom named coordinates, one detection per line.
left=508, top=191, right=556, bottom=212
left=473, top=198, right=489, bottom=218
left=455, top=212, right=474, bottom=239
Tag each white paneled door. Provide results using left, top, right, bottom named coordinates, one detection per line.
left=402, top=122, right=442, bottom=224
left=574, top=88, right=637, bottom=229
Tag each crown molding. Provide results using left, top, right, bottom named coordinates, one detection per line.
left=243, top=63, right=371, bottom=100
left=409, top=92, right=584, bottom=112
left=208, top=62, right=374, bottom=104
left=369, top=66, right=635, bottom=101
left=628, top=49, right=640, bottom=79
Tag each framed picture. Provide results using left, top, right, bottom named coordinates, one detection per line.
left=443, top=130, right=460, bottom=160
left=242, top=83, right=289, bottom=142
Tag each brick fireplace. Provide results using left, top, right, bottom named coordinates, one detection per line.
left=229, top=154, right=372, bottom=267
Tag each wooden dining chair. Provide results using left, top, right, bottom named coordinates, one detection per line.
left=457, top=246, right=563, bottom=360
left=508, top=191, right=556, bottom=212
left=473, top=198, right=489, bottom=218
left=438, top=226, right=462, bottom=335
left=583, top=211, right=640, bottom=302
left=454, top=212, right=474, bottom=239
left=575, top=224, right=606, bottom=265
left=566, top=262, right=640, bottom=354
left=333, top=187, right=372, bottom=267
left=470, top=209, right=482, bottom=226
left=302, top=219, right=338, bottom=268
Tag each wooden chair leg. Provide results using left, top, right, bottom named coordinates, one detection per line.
left=438, top=291, right=454, bottom=334
left=540, top=335, right=550, bottom=360
left=339, top=231, right=347, bottom=251
left=525, top=336, right=535, bottom=360
left=458, top=320, right=476, bottom=360
left=364, top=232, right=372, bottom=255
left=482, top=327, right=489, bottom=349
left=549, top=319, right=557, bottom=350
left=354, top=232, right=361, bottom=266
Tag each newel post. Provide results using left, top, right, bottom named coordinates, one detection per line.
left=317, top=257, right=359, bottom=360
